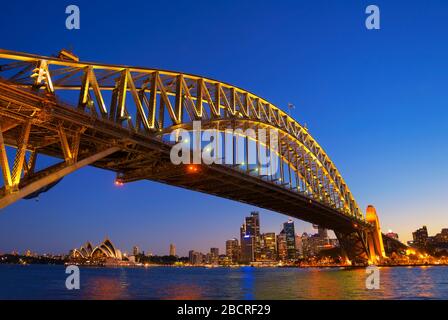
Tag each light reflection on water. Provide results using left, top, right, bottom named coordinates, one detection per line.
left=0, top=265, right=447, bottom=300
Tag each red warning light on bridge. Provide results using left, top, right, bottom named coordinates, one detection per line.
left=187, top=165, right=199, bottom=173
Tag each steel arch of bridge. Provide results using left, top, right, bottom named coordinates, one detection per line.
left=0, top=49, right=363, bottom=222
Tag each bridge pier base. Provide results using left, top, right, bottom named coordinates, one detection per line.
left=335, top=230, right=370, bottom=266
left=365, top=205, right=386, bottom=261
left=336, top=205, right=387, bottom=265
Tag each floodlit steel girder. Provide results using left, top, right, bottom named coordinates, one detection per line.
left=335, top=230, right=371, bottom=265
left=0, top=49, right=372, bottom=230
left=0, top=146, right=119, bottom=209
left=0, top=48, right=363, bottom=219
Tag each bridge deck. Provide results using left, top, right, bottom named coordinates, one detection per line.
left=0, top=80, right=369, bottom=234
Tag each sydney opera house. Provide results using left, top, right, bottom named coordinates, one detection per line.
left=70, top=238, right=125, bottom=265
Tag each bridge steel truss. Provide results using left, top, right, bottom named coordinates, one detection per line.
left=0, top=49, right=386, bottom=264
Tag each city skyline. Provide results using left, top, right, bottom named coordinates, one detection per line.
left=1, top=0, right=447, bottom=256
left=2, top=207, right=445, bottom=259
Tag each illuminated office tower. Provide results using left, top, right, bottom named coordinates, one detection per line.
left=261, top=232, right=277, bottom=261
left=412, top=226, right=429, bottom=248
left=240, top=224, right=254, bottom=263
left=226, top=238, right=240, bottom=263
left=210, top=247, right=219, bottom=263
left=169, top=243, right=176, bottom=256
left=282, top=220, right=296, bottom=260
left=240, top=211, right=261, bottom=262
left=277, top=232, right=287, bottom=261
left=295, top=234, right=303, bottom=257
left=246, top=211, right=261, bottom=260
left=188, top=250, right=203, bottom=265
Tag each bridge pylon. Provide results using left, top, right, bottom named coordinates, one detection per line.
left=365, top=205, right=386, bottom=263
left=334, top=205, right=387, bottom=265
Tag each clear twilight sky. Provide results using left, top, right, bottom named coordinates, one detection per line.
left=0, top=0, right=447, bottom=256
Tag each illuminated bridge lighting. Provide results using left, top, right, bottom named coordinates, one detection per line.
left=0, top=48, right=405, bottom=265
left=187, top=165, right=199, bottom=173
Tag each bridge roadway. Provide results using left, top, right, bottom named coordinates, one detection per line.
left=0, top=79, right=367, bottom=233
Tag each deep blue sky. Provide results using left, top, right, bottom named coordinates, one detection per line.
left=0, top=0, right=447, bottom=256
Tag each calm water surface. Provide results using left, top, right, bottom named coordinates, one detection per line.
left=0, top=265, right=447, bottom=300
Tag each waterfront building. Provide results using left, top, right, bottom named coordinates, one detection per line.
left=412, top=226, right=429, bottom=248
left=427, top=228, right=448, bottom=254
left=169, top=243, right=176, bottom=256
left=246, top=212, right=261, bottom=260
left=188, top=250, right=203, bottom=265
left=299, top=228, right=339, bottom=258
left=301, top=232, right=313, bottom=258
left=295, top=234, right=303, bottom=258
left=210, top=247, right=219, bottom=256
left=219, top=255, right=232, bottom=265
left=133, top=246, right=140, bottom=256
left=240, top=212, right=261, bottom=263
left=210, top=248, right=219, bottom=264
left=25, top=249, right=35, bottom=257
left=240, top=224, right=254, bottom=263
left=307, top=234, right=320, bottom=257
left=277, top=232, right=288, bottom=261
left=260, top=232, right=277, bottom=261
left=283, top=220, right=296, bottom=260
left=225, top=238, right=240, bottom=263
left=434, top=229, right=448, bottom=243
left=71, top=238, right=123, bottom=263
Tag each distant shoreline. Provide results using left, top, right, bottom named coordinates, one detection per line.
left=3, top=262, right=447, bottom=269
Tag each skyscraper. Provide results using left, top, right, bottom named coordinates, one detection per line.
left=226, top=238, right=240, bottom=263
left=246, top=211, right=261, bottom=259
left=169, top=243, right=176, bottom=256
left=295, top=233, right=303, bottom=258
left=283, top=220, right=296, bottom=260
left=240, top=211, right=261, bottom=263
left=189, top=250, right=203, bottom=265
left=261, top=232, right=277, bottom=261
left=413, top=226, right=429, bottom=248
left=277, top=232, right=287, bottom=261
left=301, top=232, right=311, bottom=258
left=240, top=224, right=254, bottom=263
left=210, top=247, right=219, bottom=264
left=133, top=246, right=140, bottom=256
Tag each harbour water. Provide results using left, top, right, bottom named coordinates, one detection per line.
left=0, top=265, right=447, bottom=300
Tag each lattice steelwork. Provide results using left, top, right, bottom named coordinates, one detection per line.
left=0, top=49, right=397, bottom=264
left=0, top=49, right=363, bottom=219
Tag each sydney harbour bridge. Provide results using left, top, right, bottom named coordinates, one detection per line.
left=0, top=49, right=405, bottom=265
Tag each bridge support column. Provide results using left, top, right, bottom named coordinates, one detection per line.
left=365, top=205, right=386, bottom=262
left=335, top=230, right=370, bottom=266
left=335, top=205, right=386, bottom=265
